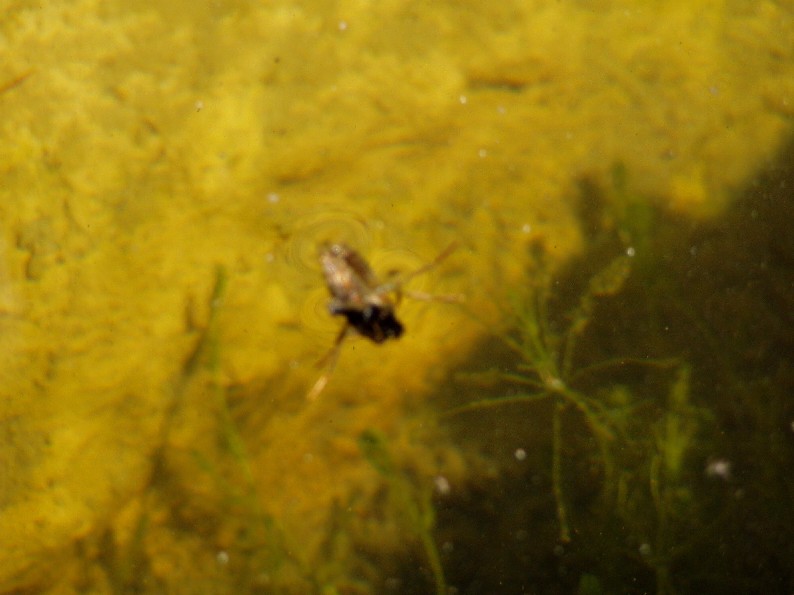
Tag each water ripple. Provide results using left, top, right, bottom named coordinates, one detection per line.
left=285, top=208, right=372, bottom=274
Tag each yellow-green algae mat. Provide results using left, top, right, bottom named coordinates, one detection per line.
left=1, top=0, right=792, bottom=592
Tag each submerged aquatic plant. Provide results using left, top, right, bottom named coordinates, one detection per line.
left=189, top=267, right=300, bottom=579
left=448, top=249, right=706, bottom=593
left=646, top=365, right=699, bottom=594
left=358, top=429, right=447, bottom=595
left=440, top=157, right=794, bottom=593
left=450, top=249, right=655, bottom=541
left=443, top=170, right=717, bottom=592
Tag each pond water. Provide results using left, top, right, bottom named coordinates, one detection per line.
left=1, top=1, right=792, bottom=593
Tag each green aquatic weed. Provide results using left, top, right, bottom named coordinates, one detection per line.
left=450, top=250, right=650, bottom=541
left=358, top=429, right=447, bottom=595
left=187, top=268, right=300, bottom=581
left=449, top=225, right=696, bottom=552
left=645, top=365, right=702, bottom=595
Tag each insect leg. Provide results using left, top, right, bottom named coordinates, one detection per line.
left=307, top=322, right=349, bottom=401
left=376, top=241, right=459, bottom=294
left=402, top=289, right=465, bottom=303
left=399, top=241, right=458, bottom=284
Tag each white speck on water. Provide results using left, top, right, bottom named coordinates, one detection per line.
left=459, top=94, right=468, bottom=105
left=434, top=475, right=451, bottom=495
left=514, top=448, right=527, bottom=461
left=626, top=246, right=636, bottom=257
left=706, top=458, right=732, bottom=481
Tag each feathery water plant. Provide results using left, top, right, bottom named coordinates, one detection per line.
left=449, top=250, right=651, bottom=541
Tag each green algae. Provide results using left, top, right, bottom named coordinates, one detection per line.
left=359, top=428, right=446, bottom=595
left=1, top=1, right=793, bottom=593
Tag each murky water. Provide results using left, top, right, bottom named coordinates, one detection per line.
left=1, top=1, right=793, bottom=593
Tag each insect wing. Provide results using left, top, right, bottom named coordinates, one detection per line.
left=320, top=243, right=381, bottom=308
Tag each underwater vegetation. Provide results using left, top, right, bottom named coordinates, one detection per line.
left=445, top=221, right=699, bottom=593
left=92, top=267, right=309, bottom=594
left=46, top=143, right=794, bottom=594
left=358, top=429, right=446, bottom=595
left=84, top=265, right=453, bottom=595
left=438, top=153, right=794, bottom=594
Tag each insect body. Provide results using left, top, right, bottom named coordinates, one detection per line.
left=320, top=242, right=403, bottom=343
left=306, top=241, right=459, bottom=400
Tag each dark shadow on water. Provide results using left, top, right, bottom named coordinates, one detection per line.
left=435, top=138, right=794, bottom=594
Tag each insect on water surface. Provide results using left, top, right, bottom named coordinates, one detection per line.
left=306, top=241, right=460, bottom=400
